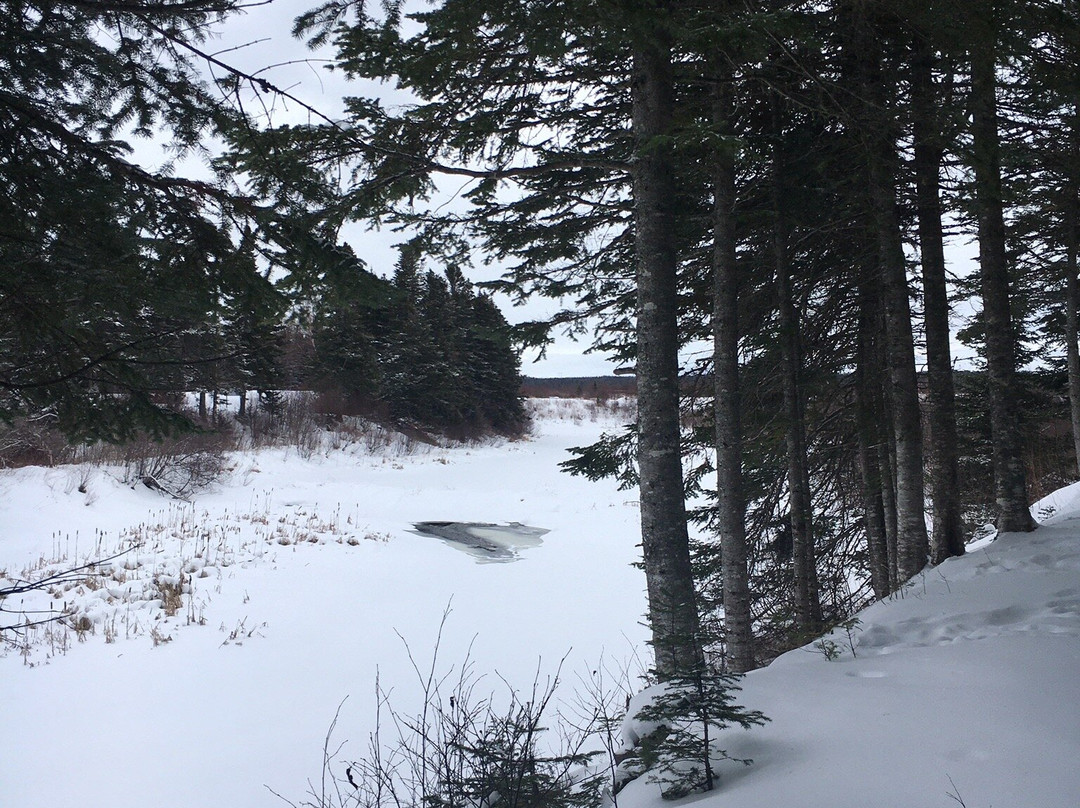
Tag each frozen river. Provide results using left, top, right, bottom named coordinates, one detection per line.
left=0, top=399, right=650, bottom=808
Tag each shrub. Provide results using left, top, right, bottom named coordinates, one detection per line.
left=87, top=429, right=230, bottom=498
left=274, top=615, right=617, bottom=808
left=0, top=411, right=74, bottom=467
left=620, top=673, right=768, bottom=799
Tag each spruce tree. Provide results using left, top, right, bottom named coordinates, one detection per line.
left=310, top=245, right=395, bottom=411
left=0, top=0, right=293, bottom=440
left=966, top=0, right=1037, bottom=532
left=629, top=674, right=767, bottom=798
left=908, top=9, right=966, bottom=563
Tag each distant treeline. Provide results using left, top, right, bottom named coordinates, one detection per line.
left=521, top=376, right=637, bottom=399
left=307, top=248, right=527, bottom=439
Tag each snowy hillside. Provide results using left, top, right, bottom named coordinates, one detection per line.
left=621, top=511, right=1080, bottom=808
left=3, top=398, right=1079, bottom=808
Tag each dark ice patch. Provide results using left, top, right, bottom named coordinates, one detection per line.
left=411, top=521, right=548, bottom=563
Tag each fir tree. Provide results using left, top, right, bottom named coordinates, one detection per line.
left=0, top=0, right=301, bottom=440
left=627, top=673, right=768, bottom=799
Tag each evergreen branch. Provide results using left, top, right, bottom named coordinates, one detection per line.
left=64, top=0, right=272, bottom=15
left=0, top=327, right=191, bottom=391
left=140, top=19, right=629, bottom=183
left=0, top=89, right=258, bottom=213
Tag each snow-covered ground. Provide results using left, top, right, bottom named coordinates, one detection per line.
left=3, top=398, right=1079, bottom=808
left=1, top=398, right=647, bottom=807
left=620, top=513, right=1080, bottom=808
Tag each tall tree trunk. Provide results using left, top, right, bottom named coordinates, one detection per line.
left=969, top=6, right=1037, bottom=533
left=856, top=263, right=892, bottom=599
left=880, top=390, right=900, bottom=590
left=631, top=19, right=704, bottom=680
left=772, top=97, right=821, bottom=632
left=873, top=180, right=928, bottom=580
left=912, top=37, right=965, bottom=563
left=852, top=12, right=930, bottom=581
left=1065, top=101, right=1080, bottom=477
left=873, top=293, right=901, bottom=588
left=712, top=72, right=754, bottom=673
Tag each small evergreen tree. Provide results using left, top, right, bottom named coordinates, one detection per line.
left=627, top=673, right=768, bottom=799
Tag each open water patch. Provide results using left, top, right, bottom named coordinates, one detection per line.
left=411, top=521, right=548, bottom=563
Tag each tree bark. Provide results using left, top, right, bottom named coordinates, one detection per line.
left=1065, top=101, right=1080, bottom=477
left=880, top=395, right=900, bottom=590
left=872, top=161, right=929, bottom=581
left=852, top=10, right=930, bottom=581
left=911, top=37, right=965, bottom=563
left=712, top=72, right=754, bottom=674
left=772, top=96, right=821, bottom=632
left=969, top=6, right=1037, bottom=533
left=856, top=263, right=892, bottom=599
left=872, top=290, right=900, bottom=588
left=631, top=19, right=704, bottom=680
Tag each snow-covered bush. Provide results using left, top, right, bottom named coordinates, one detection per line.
left=278, top=623, right=619, bottom=808
left=116, top=438, right=227, bottom=498
left=0, top=410, right=74, bottom=467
